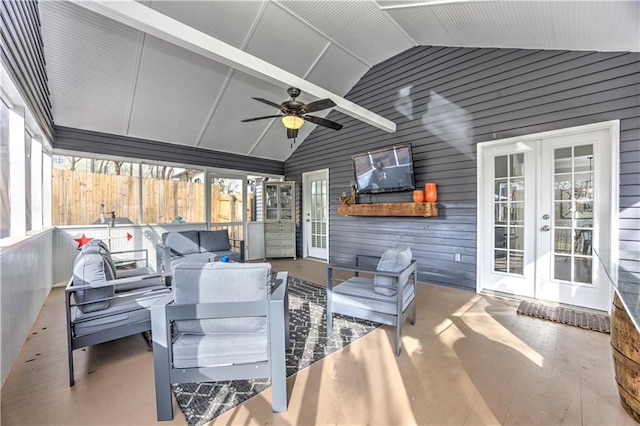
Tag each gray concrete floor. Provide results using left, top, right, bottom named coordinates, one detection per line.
left=1, top=258, right=634, bottom=425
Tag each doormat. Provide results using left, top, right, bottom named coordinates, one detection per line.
left=517, top=300, right=610, bottom=333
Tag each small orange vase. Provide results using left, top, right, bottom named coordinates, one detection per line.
left=424, top=183, right=437, bottom=202
left=413, top=190, right=424, bottom=203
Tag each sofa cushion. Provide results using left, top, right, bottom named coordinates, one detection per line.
left=170, top=253, right=217, bottom=270
left=163, top=231, right=200, bottom=256
left=198, top=230, right=231, bottom=252
left=373, top=244, right=412, bottom=296
left=72, top=251, right=116, bottom=313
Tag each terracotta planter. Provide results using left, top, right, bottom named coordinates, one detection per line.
left=413, top=190, right=424, bottom=203
left=425, top=183, right=437, bottom=202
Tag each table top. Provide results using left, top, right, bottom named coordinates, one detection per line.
left=594, top=249, right=640, bottom=331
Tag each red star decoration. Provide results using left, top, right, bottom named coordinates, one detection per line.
left=74, top=234, right=93, bottom=249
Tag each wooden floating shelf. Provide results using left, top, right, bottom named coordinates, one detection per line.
left=338, top=202, right=438, bottom=217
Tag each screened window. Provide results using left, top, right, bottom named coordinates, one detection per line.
left=142, top=164, right=204, bottom=224
left=0, top=99, right=10, bottom=238
left=25, top=131, right=32, bottom=231
left=52, top=156, right=141, bottom=225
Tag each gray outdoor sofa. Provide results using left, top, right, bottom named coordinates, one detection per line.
left=65, top=239, right=171, bottom=386
left=157, top=230, right=245, bottom=277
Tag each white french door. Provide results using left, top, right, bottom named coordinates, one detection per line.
left=480, top=141, right=537, bottom=297
left=302, top=169, right=328, bottom=260
left=478, top=122, right=617, bottom=311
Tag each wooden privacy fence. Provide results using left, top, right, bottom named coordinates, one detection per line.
left=52, top=169, right=252, bottom=225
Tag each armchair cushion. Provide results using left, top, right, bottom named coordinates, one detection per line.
left=163, top=230, right=200, bottom=256
left=72, top=289, right=170, bottom=336
left=333, top=276, right=416, bottom=315
left=374, top=244, right=412, bottom=296
left=172, top=262, right=270, bottom=334
left=172, top=333, right=268, bottom=369
left=198, top=230, right=231, bottom=252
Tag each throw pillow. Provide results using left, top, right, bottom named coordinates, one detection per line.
left=81, top=239, right=117, bottom=278
left=72, top=251, right=116, bottom=313
left=373, top=244, right=412, bottom=296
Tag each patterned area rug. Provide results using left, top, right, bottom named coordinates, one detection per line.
left=517, top=300, right=610, bottom=333
left=172, top=276, right=381, bottom=426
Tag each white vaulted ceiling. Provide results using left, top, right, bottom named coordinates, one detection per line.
left=39, top=0, right=640, bottom=162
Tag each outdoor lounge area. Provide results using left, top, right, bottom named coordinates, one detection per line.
left=2, top=1, right=640, bottom=425
left=2, top=258, right=636, bottom=425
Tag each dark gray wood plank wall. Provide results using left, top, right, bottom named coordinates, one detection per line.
left=285, top=46, right=640, bottom=290
left=54, top=126, right=284, bottom=176
left=1, top=0, right=53, bottom=139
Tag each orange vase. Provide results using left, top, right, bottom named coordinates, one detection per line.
left=413, top=190, right=424, bottom=203
left=424, top=183, right=437, bottom=202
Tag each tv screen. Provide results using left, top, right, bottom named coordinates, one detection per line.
left=351, top=144, right=416, bottom=194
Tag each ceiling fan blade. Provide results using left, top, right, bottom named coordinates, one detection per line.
left=286, top=128, right=299, bottom=139
left=302, top=98, right=336, bottom=114
left=252, top=97, right=282, bottom=110
left=241, top=114, right=282, bottom=123
left=303, top=115, right=343, bottom=130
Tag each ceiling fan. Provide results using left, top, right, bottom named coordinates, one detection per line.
left=241, top=87, right=343, bottom=139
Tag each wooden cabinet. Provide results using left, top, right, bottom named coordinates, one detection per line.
left=263, top=181, right=296, bottom=259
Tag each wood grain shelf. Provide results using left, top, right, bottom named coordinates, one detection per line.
left=337, top=202, right=438, bottom=217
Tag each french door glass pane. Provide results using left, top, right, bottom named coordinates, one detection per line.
left=310, top=178, right=327, bottom=250
left=551, top=144, right=594, bottom=284
left=493, top=154, right=525, bottom=275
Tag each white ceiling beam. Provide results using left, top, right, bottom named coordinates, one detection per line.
left=69, top=0, right=396, bottom=133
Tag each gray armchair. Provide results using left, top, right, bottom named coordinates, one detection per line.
left=150, top=262, right=288, bottom=421
left=66, top=239, right=171, bottom=386
left=327, top=244, right=417, bottom=356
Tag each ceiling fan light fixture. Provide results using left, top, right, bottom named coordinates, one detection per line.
left=282, top=115, right=304, bottom=130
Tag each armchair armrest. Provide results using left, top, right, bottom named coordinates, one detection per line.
left=271, top=271, right=288, bottom=301
left=327, top=259, right=417, bottom=291
left=150, top=293, right=175, bottom=311
left=327, top=262, right=394, bottom=276
left=66, top=274, right=166, bottom=313
left=355, top=254, right=382, bottom=263
left=111, top=248, right=150, bottom=268
left=155, top=243, right=173, bottom=283
left=230, top=238, right=245, bottom=262
left=69, top=273, right=163, bottom=291
left=116, top=266, right=155, bottom=279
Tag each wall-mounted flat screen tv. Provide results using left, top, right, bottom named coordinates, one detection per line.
left=351, top=143, right=416, bottom=194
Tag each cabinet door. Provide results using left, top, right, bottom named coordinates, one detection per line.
left=265, top=184, right=278, bottom=220
left=279, top=183, right=293, bottom=221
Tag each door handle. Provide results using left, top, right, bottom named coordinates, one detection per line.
left=541, top=225, right=550, bottom=231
